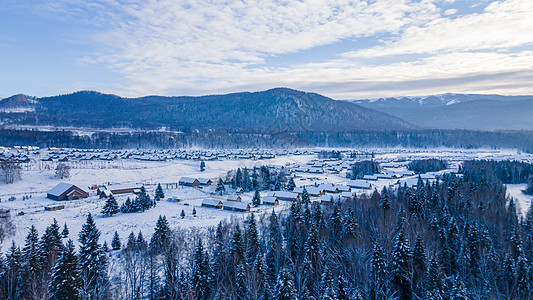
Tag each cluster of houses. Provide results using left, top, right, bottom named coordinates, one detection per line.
left=46, top=182, right=145, bottom=201
left=178, top=177, right=212, bottom=187
left=0, top=146, right=313, bottom=164
left=201, top=195, right=251, bottom=212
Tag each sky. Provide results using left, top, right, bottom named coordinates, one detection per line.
left=1, top=0, right=532, bottom=99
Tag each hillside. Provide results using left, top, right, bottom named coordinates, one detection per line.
left=351, top=94, right=533, bottom=130
left=0, top=88, right=413, bottom=132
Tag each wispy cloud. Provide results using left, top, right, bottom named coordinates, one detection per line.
left=24, top=0, right=533, bottom=98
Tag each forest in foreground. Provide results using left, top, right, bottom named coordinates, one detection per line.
left=1, top=160, right=533, bottom=299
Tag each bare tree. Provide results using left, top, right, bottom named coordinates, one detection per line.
left=0, top=209, right=15, bottom=242
left=55, top=163, right=70, bottom=179
left=0, top=160, right=22, bottom=184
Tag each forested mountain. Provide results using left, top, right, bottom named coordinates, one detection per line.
left=351, top=94, right=533, bottom=130
left=0, top=88, right=412, bottom=132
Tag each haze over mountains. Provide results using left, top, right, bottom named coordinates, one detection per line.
left=351, top=94, right=533, bottom=130
left=0, top=88, right=412, bottom=132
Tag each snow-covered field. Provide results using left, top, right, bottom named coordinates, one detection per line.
left=0, top=155, right=313, bottom=250
left=1, top=148, right=532, bottom=252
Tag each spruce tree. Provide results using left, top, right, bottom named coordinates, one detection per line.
left=191, top=239, right=212, bottom=299
left=426, top=258, right=442, bottom=296
left=155, top=183, right=165, bottom=199
left=301, top=187, right=310, bottom=205
left=230, top=225, right=245, bottom=265
left=40, top=218, right=63, bottom=271
left=380, top=186, right=391, bottom=209
left=22, top=225, right=42, bottom=278
left=125, top=231, right=136, bottom=251
left=391, top=228, right=412, bottom=299
left=246, top=213, right=259, bottom=262
left=136, top=231, right=148, bottom=251
left=275, top=268, right=297, bottom=300
left=216, top=178, right=226, bottom=195
left=150, top=215, right=170, bottom=253
left=287, top=177, right=296, bottom=191
left=180, top=209, right=185, bottom=218
left=200, top=161, right=206, bottom=172
left=4, top=242, right=23, bottom=299
left=62, top=223, right=69, bottom=238
left=101, top=194, right=119, bottom=216
left=78, top=213, right=108, bottom=298
left=48, top=240, right=82, bottom=300
left=252, top=189, right=261, bottom=206
left=234, top=264, right=248, bottom=300
left=111, top=231, right=121, bottom=250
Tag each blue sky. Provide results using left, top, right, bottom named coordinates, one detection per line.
left=1, top=0, right=532, bottom=99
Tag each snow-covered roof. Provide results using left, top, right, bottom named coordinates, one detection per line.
left=48, top=182, right=76, bottom=197
left=346, top=180, right=371, bottom=189
left=202, top=198, right=222, bottom=206
left=223, top=201, right=250, bottom=210
left=227, top=195, right=242, bottom=201
left=179, top=177, right=198, bottom=183
left=262, top=196, right=278, bottom=204
left=198, top=178, right=212, bottom=184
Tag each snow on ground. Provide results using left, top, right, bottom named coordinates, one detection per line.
left=0, top=155, right=311, bottom=251
left=1, top=148, right=532, bottom=252
left=506, top=184, right=533, bottom=217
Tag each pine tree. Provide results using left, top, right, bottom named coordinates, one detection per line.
left=275, top=268, right=297, bottom=300
left=155, top=183, right=165, bottom=199
left=150, top=215, right=170, bottom=253
left=301, top=187, right=310, bottom=205
left=62, top=223, right=69, bottom=238
left=121, top=197, right=133, bottom=213
left=78, top=213, right=108, bottom=298
left=102, top=241, right=109, bottom=253
left=40, top=218, right=63, bottom=271
left=180, top=209, right=185, bottom=218
left=287, top=177, right=296, bottom=191
left=412, top=234, right=427, bottom=282
left=191, top=239, right=212, bottom=299
left=216, top=178, right=226, bottom=195
left=101, top=194, right=119, bottom=216
left=136, top=186, right=153, bottom=211
left=320, top=266, right=337, bottom=300
left=22, top=225, right=42, bottom=277
left=252, top=189, right=261, bottom=206
left=125, top=232, right=136, bottom=251
left=48, top=240, right=82, bottom=300
left=370, top=243, right=387, bottom=299
left=246, top=213, right=259, bottom=262
left=136, top=231, right=148, bottom=251
left=230, top=225, right=245, bottom=265
left=234, top=264, right=248, bottom=300
left=4, top=242, right=23, bottom=299
left=193, top=207, right=197, bottom=217
left=391, top=228, right=412, bottom=299
left=380, top=186, right=391, bottom=209
left=426, top=258, right=442, bottom=296
left=342, top=207, right=358, bottom=238
left=200, top=161, right=206, bottom=172
left=111, top=231, right=121, bottom=250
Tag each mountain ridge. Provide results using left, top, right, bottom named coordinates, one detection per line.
left=349, top=93, right=533, bottom=130
left=0, top=88, right=414, bottom=133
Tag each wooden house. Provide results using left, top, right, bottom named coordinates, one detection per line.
left=179, top=177, right=200, bottom=187
left=201, top=198, right=223, bottom=209
left=47, top=182, right=89, bottom=201
left=262, top=196, right=279, bottom=206
left=223, top=201, right=250, bottom=212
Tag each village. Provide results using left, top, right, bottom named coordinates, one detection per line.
left=1, top=146, right=533, bottom=250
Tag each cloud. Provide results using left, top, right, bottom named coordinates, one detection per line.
left=27, top=0, right=533, bottom=99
